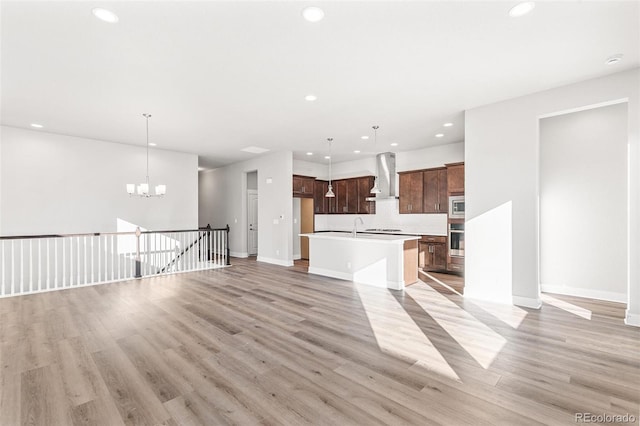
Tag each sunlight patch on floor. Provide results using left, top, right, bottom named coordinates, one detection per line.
left=421, top=271, right=528, bottom=329
left=355, top=284, right=461, bottom=382
left=421, top=272, right=462, bottom=296
left=466, top=299, right=529, bottom=329
left=541, top=294, right=592, bottom=320
left=406, top=285, right=507, bottom=370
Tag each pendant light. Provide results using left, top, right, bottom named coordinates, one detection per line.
left=126, top=113, right=167, bottom=197
left=370, top=125, right=382, bottom=194
left=325, top=138, right=335, bottom=198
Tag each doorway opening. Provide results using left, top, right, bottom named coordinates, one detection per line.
left=293, top=197, right=314, bottom=260
left=247, top=171, right=258, bottom=256
left=539, top=101, right=628, bottom=305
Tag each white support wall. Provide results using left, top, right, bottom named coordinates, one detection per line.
left=465, top=68, right=640, bottom=326
left=199, top=150, right=293, bottom=266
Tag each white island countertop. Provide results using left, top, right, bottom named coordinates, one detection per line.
left=300, top=231, right=419, bottom=244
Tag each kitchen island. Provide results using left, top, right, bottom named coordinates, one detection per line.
left=300, top=232, right=419, bottom=290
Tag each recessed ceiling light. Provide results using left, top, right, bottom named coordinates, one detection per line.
left=435, top=133, right=444, bottom=138
left=324, top=155, right=331, bottom=159
left=361, top=136, right=369, bottom=140
left=148, top=142, right=157, bottom=147
left=198, top=167, right=205, bottom=171
left=30, top=123, right=43, bottom=128
left=302, top=6, right=324, bottom=23
left=509, top=2, right=535, bottom=18
left=443, top=122, right=453, bottom=127
left=92, top=8, right=119, bottom=23
left=354, top=150, right=361, bottom=154
left=390, top=143, right=398, bottom=147
left=305, top=94, right=317, bottom=101
left=241, top=146, right=270, bottom=154
left=306, top=152, right=313, bottom=156
left=605, top=54, right=624, bottom=65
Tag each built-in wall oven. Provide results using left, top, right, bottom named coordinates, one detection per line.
left=449, top=223, right=465, bottom=257
left=449, top=196, right=465, bottom=219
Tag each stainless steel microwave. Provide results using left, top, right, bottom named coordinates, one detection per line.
left=449, top=196, right=465, bottom=219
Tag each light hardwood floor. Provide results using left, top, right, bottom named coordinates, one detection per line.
left=1, top=257, right=638, bottom=425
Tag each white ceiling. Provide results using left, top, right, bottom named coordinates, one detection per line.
left=1, top=1, right=638, bottom=168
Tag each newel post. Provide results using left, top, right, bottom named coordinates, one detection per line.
left=134, top=226, right=142, bottom=278
left=226, top=224, right=231, bottom=265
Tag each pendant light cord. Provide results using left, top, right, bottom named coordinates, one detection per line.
left=144, top=113, right=151, bottom=185
left=327, top=138, right=333, bottom=186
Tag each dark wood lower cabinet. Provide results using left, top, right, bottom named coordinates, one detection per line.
left=418, top=236, right=447, bottom=272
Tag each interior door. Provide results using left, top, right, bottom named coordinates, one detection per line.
left=247, top=190, right=258, bottom=255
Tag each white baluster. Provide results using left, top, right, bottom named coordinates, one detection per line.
left=91, top=236, right=94, bottom=283
left=1, top=241, right=5, bottom=296
left=12, top=241, right=16, bottom=294
left=46, top=239, right=50, bottom=290
left=116, top=235, right=120, bottom=281
left=84, top=236, right=88, bottom=284
left=98, top=235, right=102, bottom=282
left=54, top=239, right=58, bottom=290
left=104, top=236, right=107, bottom=281
left=38, top=239, right=42, bottom=291
left=61, top=238, right=65, bottom=289
left=69, top=237, right=73, bottom=287
left=111, top=235, right=114, bottom=281
left=77, top=236, right=80, bottom=286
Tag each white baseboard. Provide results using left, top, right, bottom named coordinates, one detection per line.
left=293, top=254, right=301, bottom=260
left=230, top=251, right=249, bottom=258
left=625, top=311, right=640, bottom=327
left=541, top=284, right=626, bottom=303
left=512, top=295, right=542, bottom=309
left=384, top=280, right=404, bottom=291
left=308, top=267, right=351, bottom=282
left=256, top=256, right=294, bottom=267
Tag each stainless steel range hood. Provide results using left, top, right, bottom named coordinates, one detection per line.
left=366, top=152, right=398, bottom=201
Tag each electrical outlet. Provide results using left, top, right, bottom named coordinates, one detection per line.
left=273, top=219, right=279, bottom=225
left=347, top=262, right=351, bottom=269
left=276, top=249, right=280, bottom=256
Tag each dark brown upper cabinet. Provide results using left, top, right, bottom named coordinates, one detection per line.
left=423, top=168, right=448, bottom=213
left=445, top=162, right=464, bottom=195
left=357, top=176, right=376, bottom=214
left=399, top=171, right=424, bottom=214
left=293, top=175, right=315, bottom=198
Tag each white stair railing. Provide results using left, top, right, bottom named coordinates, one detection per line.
left=0, top=225, right=229, bottom=297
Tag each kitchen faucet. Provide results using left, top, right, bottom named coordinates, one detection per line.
left=352, top=217, right=364, bottom=237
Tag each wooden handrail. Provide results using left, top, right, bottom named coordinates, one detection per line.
left=0, top=226, right=228, bottom=240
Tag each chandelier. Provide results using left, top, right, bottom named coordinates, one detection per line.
left=126, top=113, right=166, bottom=197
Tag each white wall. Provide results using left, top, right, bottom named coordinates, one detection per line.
left=293, top=159, right=328, bottom=180
left=199, top=150, right=293, bottom=266
left=465, top=68, right=639, bottom=326
left=540, top=103, right=628, bottom=302
left=1, top=126, right=198, bottom=235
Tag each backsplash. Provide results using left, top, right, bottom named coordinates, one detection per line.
left=314, top=199, right=447, bottom=236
